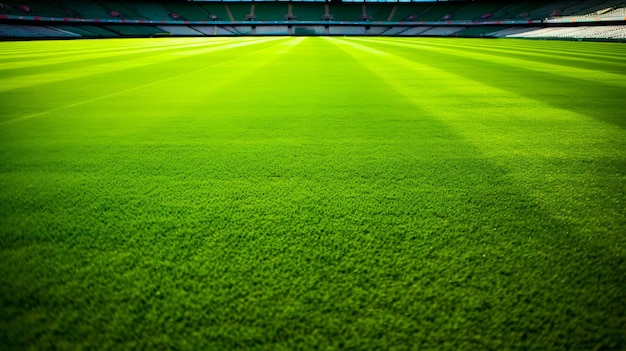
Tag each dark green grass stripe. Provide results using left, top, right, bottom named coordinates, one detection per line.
left=332, top=36, right=626, bottom=247
left=326, top=37, right=626, bottom=230
left=393, top=38, right=626, bottom=74
left=409, top=38, right=626, bottom=74
left=457, top=38, right=626, bottom=61
left=350, top=37, right=626, bottom=128
left=334, top=38, right=626, bottom=223
left=458, top=38, right=626, bottom=60
left=354, top=36, right=626, bottom=90
left=364, top=39, right=626, bottom=80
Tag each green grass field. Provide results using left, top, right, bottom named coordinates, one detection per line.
left=1, top=36, right=625, bottom=350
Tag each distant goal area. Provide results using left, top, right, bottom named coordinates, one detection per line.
left=1, top=0, right=625, bottom=40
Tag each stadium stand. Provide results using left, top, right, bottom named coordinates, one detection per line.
left=455, top=25, right=510, bottom=38
left=0, top=23, right=78, bottom=37
left=102, top=24, right=168, bottom=36
left=157, top=25, right=203, bottom=36
left=159, top=2, right=208, bottom=21
left=291, top=3, right=325, bottom=21
left=506, top=25, right=626, bottom=39
left=227, top=3, right=252, bottom=21
left=364, top=4, right=391, bottom=22
left=452, top=2, right=505, bottom=21
left=397, top=26, right=433, bottom=36
left=389, top=3, right=434, bottom=22
left=381, top=26, right=410, bottom=36
left=255, top=25, right=288, bottom=35
left=197, top=3, right=230, bottom=21
left=53, top=25, right=117, bottom=37
left=232, top=25, right=253, bottom=35
left=253, top=2, right=287, bottom=22
left=1, top=0, right=68, bottom=17
left=59, top=0, right=113, bottom=19
left=96, top=1, right=142, bottom=19
left=365, top=26, right=388, bottom=35
left=327, top=3, right=362, bottom=22
left=605, top=7, right=626, bottom=16
left=125, top=1, right=172, bottom=20
left=489, top=26, right=543, bottom=37
left=0, top=0, right=624, bottom=41
left=489, top=2, right=544, bottom=20
left=418, top=2, right=466, bottom=21
left=329, top=25, right=365, bottom=35
left=558, top=0, right=623, bottom=16
left=419, top=26, right=467, bottom=36
left=191, top=25, right=239, bottom=35
left=550, top=1, right=626, bottom=20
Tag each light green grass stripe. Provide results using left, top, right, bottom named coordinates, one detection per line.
left=0, top=38, right=235, bottom=70
left=353, top=37, right=626, bottom=88
left=0, top=37, right=284, bottom=93
left=0, top=37, right=298, bottom=126
left=0, top=38, right=202, bottom=61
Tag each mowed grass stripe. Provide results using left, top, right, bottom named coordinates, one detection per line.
left=350, top=37, right=626, bottom=128
left=0, top=37, right=284, bottom=92
left=0, top=37, right=212, bottom=61
left=326, top=36, right=626, bottom=342
left=353, top=37, right=626, bottom=88
left=331, top=37, right=625, bottom=235
left=443, top=37, right=626, bottom=61
left=337, top=37, right=625, bottom=149
left=0, top=38, right=236, bottom=70
left=427, top=37, right=626, bottom=64
left=377, top=37, right=626, bottom=81
left=334, top=39, right=626, bottom=346
left=418, top=38, right=626, bottom=73
left=1, top=37, right=625, bottom=350
left=0, top=35, right=305, bottom=240
left=0, top=37, right=290, bottom=124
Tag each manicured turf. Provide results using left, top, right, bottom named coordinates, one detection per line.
left=1, top=37, right=625, bottom=350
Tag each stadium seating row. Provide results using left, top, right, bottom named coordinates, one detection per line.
left=4, top=22, right=623, bottom=39
left=3, top=0, right=625, bottom=22
left=1, top=0, right=625, bottom=39
left=0, top=23, right=78, bottom=37
left=501, top=25, right=626, bottom=39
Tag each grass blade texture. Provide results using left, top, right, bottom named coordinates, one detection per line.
left=1, top=37, right=625, bottom=350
